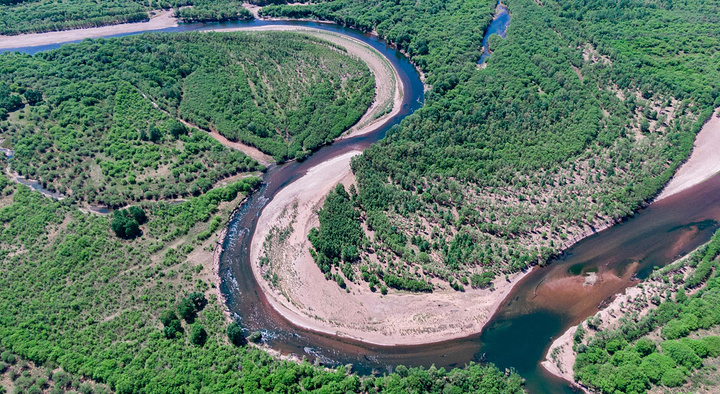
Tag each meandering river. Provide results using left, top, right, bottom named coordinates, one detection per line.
left=8, top=14, right=720, bottom=394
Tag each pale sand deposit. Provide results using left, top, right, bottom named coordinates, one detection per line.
left=657, top=108, right=720, bottom=201
left=0, top=10, right=178, bottom=50
left=249, top=151, right=533, bottom=346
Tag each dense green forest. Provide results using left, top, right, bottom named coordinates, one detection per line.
left=571, top=231, right=720, bottom=393
left=0, top=178, right=525, bottom=393
left=0, top=31, right=373, bottom=206
left=272, top=0, right=720, bottom=290
left=0, top=0, right=253, bottom=35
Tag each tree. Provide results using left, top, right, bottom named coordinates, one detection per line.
left=127, top=206, right=147, bottom=225
left=190, top=324, right=207, bottom=346
left=24, top=89, right=42, bottom=105
left=160, top=309, right=182, bottom=339
left=111, top=211, right=141, bottom=239
left=148, top=126, right=162, bottom=143
left=168, top=120, right=188, bottom=139
left=177, top=298, right=196, bottom=323
left=226, top=322, right=246, bottom=346
left=187, top=292, right=207, bottom=311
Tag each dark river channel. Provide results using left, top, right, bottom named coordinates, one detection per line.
left=8, top=13, right=720, bottom=394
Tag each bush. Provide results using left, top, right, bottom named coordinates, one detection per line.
left=660, top=368, right=685, bottom=387
left=248, top=331, right=262, bottom=343
left=662, top=340, right=703, bottom=369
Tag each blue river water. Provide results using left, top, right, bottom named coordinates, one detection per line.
left=477, top=3, right=510, bottom=65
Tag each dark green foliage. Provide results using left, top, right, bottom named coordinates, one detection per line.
left=189, top=324, right=207, bottom=346
left=177, top=292, right=206, bottom=322
left=0, top=81, right=22, bottom=118
left=0, top=32, right=372, bottom=204
left=226, top=322, right=246, bottom=346
left=309, top=184, right=364, bottom=272
left=167, top=120, right=187, bottom=139
left=470, top=272, right=495, bottom=289
left=177, top=298, right=196, bottom=323
left=384, top=272, right=432, bottom=292
left=160, top=309, right=183, bottom=339
left=127, top=206, right=148, bottom=225
left=22, top=89, right=41, bottom=105
left=111, top=210, right=142, bottom=239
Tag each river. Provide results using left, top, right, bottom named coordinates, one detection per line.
left=7, top=13, right=720, bottom=394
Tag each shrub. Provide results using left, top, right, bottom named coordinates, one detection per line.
left=660, top=368, right=685, bottom=387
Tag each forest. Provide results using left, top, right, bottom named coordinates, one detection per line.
left=571, top=230, right=720, bottom=393
left=0, top=177, right=525, bottom=393
left=271, top=0, right=720, bottom=290
left=0, top=31, right=373, bottom=206
left=0, top=0, right=252, bottom=35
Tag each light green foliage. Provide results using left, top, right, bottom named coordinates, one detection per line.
left=0, top=174, right=525, bottom=391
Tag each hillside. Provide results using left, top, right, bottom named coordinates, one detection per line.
left=265, top=0, right=720, bottom=292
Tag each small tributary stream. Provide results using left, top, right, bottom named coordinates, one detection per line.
left=8, top=12, right=720, bottom=393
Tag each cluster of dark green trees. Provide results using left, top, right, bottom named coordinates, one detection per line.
left=0, top=0, right=254, bottom=35
left=574, top=231, right=720, bottom=392
left=0, top=31, right=373, bottom=205
left=267, top=0, right=720, bottom=286
left=160, top=292, right=208, bottom=345
left=309, top=184, right=364, bottom=273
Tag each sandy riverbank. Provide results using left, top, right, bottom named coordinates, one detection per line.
left=657, top=108, right=720, bottom=201
left=0, top=10, right=178, bottom=50
left=249, top=150, right=533, bottom=345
